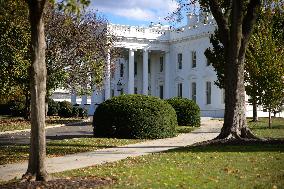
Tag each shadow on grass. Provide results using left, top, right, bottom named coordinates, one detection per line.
left=166, top=140, right=284, bottom=153
left=250, top=125, right=283, bottom=130
left=46, top=134, right=93, bottom=140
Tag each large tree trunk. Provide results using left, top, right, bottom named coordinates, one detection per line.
left=215, top=0, right=258, bottom=140
left=23, top=0, right=48, bottom=181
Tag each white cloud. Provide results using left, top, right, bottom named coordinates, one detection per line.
left=90, top=0, right=179, bottom=22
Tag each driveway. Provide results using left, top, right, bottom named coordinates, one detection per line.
left=0, top=121, right=93, bottom=146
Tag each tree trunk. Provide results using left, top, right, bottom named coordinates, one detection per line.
left=268, top=110, right=272, bottom=129
left=23, top=0, right=48, bottom=181
left=215, top=0, right=257, bottom=140
left=252, top=98, right=258, bottom=122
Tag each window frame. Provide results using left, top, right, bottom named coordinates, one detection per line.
left=192, top=82, right=196, bottom=102
left=177, top=83, right=183, bottom=97
left=160, top=56, right=164, bottom=72
left=206, top=81, right=212, bottom=104
left=120, top=63, right=124, bottom=77
left=192, top=51, right=196, bottom=68
left=178, top=53, right=182, bottom=70
left=159, top=85, right=164, bottom=99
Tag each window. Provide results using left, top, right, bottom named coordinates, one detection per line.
left=120, top=63, right=124, bottom=77
left=206, top=81, right=211, bottom=104
left=134, top=61, right=137, bottom=76
left=134, top=87, right=138, bottom=94
left=159, top=85, right=164, bottom=99
left=160, top=57, right=164, bottom=72
left=192, top=82, right=196, bottom=102
left=178, top=53, right=182, bottom=69
left=222, top=89, right=225, bottom=104
left=177, top=83, right=182, bottom=97
left=111, top=89, right=115, bottom=97
left=192, top=51, right=196, bottom=68
left=148, top=59, right=151, bottom=73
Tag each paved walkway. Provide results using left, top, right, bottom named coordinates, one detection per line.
left=0, top=121, right=93, bottom=145
left=0, top=119, right=223, bottom=182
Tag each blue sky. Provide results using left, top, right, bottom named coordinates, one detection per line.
left=89, top=0, right=187, bottom=27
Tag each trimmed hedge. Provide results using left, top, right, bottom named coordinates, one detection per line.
left=72, top=106, right=80, bottom=117
left=93, top=94, right=177, bottom=139
left=166, top=97, right=200, bottom=127
left=78, top=107, right=88, bottom=118
left=9, top=99, right=26, bottom=117
left=58, top=101, right=74, bottom=117
left=47, top=99, right=59, bottom=116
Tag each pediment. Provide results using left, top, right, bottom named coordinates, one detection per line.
left=174, top=76, right=184, bottom=82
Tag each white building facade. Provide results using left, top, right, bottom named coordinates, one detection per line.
left=61, top=13, right=281, bottom=118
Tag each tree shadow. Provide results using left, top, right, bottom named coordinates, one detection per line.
left=46, top=134, right=93, bottom=140
left=165, top=139, right=284, bottom=153
left=250, top=125, right=283, bottom=130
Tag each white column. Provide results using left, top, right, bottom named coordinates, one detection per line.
left=104, top=49, right=111, bottom=100
left=81, top=95, right=87, bottom=105
left=164, top=51, right=170, bottom=99
left=128, top=48, right=134, bottom=94
left=71, top=92, right=77, bottom=105
left=142, top=49, right=149, bottom=95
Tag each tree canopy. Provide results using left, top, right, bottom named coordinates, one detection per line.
left=205, top=7, right=284, bottom=124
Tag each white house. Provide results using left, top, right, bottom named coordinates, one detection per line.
left=52, top=12, right=282, bottom=118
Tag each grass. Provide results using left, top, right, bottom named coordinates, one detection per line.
left=248, top=117, right=284, bottom=138
left=51, top=117, right=284, bottom=188
left=0, top=125, right=193, bottom=165
left=0, top=138, right=144, bottom=165
left=57, top=144, right=284, bottom=189
left=0, top=116, right=84, bottom=132
left=176, top=126, right=196, bottom=134
left=1, top=118, right=283, bottom=188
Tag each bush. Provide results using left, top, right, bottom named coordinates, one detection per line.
left=78, top=107, right=88, bottom=118
left=72, top=106, right=80, bottom=117
left=93, top=94, right=177, bottom=139
left=47, top=99, right=59, bottom=116
left=9, top=99, right=26, bottom=117
left=166, top=97, right=200, bottom=127
left=58, top=101, right=73, bottom=117
left=0, top=104, right=11, bottom=115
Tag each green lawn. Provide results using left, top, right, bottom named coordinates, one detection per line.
left=248, top=117, right=284, bottom=138
left=0, top=126, right=193, bottom=165
left=176, top=126, right=196, bottom=134
left=0, top=116, right=85, bottom=132
left=1, top=118, right=283, bottom=188
left=53, top=117, right=284, bottom=188
left=57, top=144, right=284, bottom=189
left=0, top=138, right=144, bottom=165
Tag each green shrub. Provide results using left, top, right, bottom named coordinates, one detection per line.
left=47, top=99, right=59, bottom=116
left=78, top=107, right=88, bottom=118
left=58, top=101, right=73, bottom=117
left=9, top=99, right=26, bottom=117
left=0, top=104, right=11, bottom=115
left=93, top=94, right=177, bottom=139
left=72, top=106, right=80, bottom=117
left=166, top=97, right=200, bottom=127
